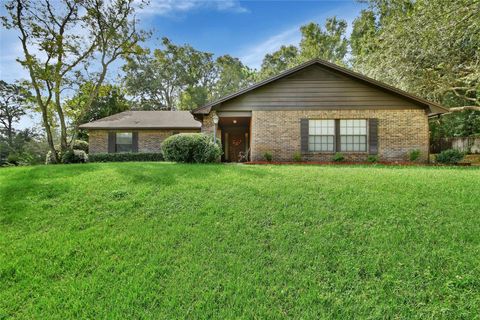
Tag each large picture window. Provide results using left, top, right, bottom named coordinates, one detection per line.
left=116, top=132, right=133, bottom=152
left=308, top=119, right=335, bottom=152
left=340, top=119, right=367, bottom=152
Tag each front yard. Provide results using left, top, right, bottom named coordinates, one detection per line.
left=1, top=163, right=479, bottom=319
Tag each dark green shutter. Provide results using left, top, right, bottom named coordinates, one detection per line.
left=335, top=119, right=341, bottom=152
left=132, top=132, right=139, bottom=153
left=300, top=119, right=309, bottom=153
left=369, top=119, right=378, bottom=155
left=108, top=132, right=116, bottom=153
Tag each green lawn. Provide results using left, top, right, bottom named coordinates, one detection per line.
left=1, top=163, right=479, bottom=319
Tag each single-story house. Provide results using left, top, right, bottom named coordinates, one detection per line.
left=81, top=59, right=449, bottom=162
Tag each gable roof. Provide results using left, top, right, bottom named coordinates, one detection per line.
left=192, top=58, right=449, bottom=116
left=79, top=111, right=201, bottom=130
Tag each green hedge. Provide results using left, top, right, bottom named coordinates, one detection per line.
left=89, top=152, right=164, bottom=162
left=161, top=133, right=222, bottom=163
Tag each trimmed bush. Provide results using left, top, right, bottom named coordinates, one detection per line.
left=436, top=149, right=465, bottom=164
left=263, top=152, right=273, bottom=162
left=161, top=133, right=222, bottom=163
left=61, top=150, right=89, bottom=164
left=89, top=152, right=164, bottom=162
left=332, top=152, right=345, bottom=162
left=73, top=140, right=89, bottom=153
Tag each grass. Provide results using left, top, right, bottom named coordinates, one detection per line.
left=1, top=163, right=479, bottom=319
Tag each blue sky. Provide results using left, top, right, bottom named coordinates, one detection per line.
left=0, top=0, right=366, bottom=128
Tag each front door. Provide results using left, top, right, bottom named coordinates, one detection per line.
left=228, top=131, right=246, bottom=162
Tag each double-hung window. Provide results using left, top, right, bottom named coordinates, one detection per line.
left=340, top=120, right=367, bottom=152
left=308, top=120, right=335, bottom=152
left=115, top=132, right=133, bottom=152
left=307, top=119, right=368, bottom=152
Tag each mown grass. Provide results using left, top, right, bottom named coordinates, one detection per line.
left=1, top=163, right=479, bottom=319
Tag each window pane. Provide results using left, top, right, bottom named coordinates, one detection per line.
left=116, top=144, right=132, bottom=153
left=116, top=132, right=132, bottom=144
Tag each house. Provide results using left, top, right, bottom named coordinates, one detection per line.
left=81, top=59, right=449, bottom=162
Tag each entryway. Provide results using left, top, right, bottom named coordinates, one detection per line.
left=219, top=117, right=251, bottom=162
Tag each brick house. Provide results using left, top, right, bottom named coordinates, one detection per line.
left=82, top=59, right=448, bottom=162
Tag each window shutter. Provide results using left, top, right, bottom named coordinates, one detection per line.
left=369, top=119, right=378, bottom=155
left=108, top=132, right=116, bottom=153
left=300, top=119, right=309, bottom=153
left=132, top=132, right=139, bottom=153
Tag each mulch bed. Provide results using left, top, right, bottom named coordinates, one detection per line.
left=245, top=161, right=472, bottom=166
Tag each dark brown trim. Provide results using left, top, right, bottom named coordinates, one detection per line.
left=191, top=59, right=449, bottom=116
left=79, top=126, right=201, bottom=130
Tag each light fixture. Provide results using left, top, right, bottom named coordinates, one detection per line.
left=212, top=114, right=219, bottom=143
left=233, top=119, right=237, bottom=124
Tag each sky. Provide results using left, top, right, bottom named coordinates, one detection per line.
left=0, top=0, right=366, bottom=128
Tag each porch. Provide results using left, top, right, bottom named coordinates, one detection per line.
left=215, top=113, right=251, bottom=162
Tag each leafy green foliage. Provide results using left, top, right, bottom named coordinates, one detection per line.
left=292, top=151, right=302, bottom=162
left=409, top=149, right=421, bottom=162
left=367, top=155, right=378, bottom=163
left=161, top=133, right=222, bottom=163
left=332, top=152, right=345, bottom=162
left=263, top=152, right=272, bottom=161
left=89, top=152, right=164, bottom=163
left=351, top=0, right=480, bottom=108
left=66, top=83, right=130, bottom=139
left=61, top=150, right=88, bottom=164
left=0, top=164, right=479, bottom=318
left=436, top=149, right=465, bottom=164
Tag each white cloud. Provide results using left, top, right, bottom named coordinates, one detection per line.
left=139, top=0, right=248, bottom=16
left=239, top=26, right=301, bottom=70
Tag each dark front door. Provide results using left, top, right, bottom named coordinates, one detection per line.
left=228, top=131, right=246, bottom=162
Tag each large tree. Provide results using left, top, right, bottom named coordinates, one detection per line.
left=0, top=80, right=29, bottom=147
left=351, top=0, right=480, bottom=108
left=2, top=0, right=146, bottom=162
left=212, top=55, right=255, bottom=98
left=258, top=17, right=348, bottom=79
left=65, top=82, right=130, bottom=139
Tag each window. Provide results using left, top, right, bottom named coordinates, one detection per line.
left=116, top=132, right=133, bottom=152
left=340, top=119, right=367, bottom=152
left=308, top=120, right=335, bottom=152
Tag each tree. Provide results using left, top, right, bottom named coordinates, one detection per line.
left=299, top=17, right=348, bottom=65
left=259, top=45, right=299, bottom=79
left=258, top=17, right=349, bottom=80
left=212, top=55, right=255, bottom=98
left=65, top=82, right=130, bottom=139
left=351, top=0, right=480, bottom=108
left=0, top=80, right=29, bottom=147
left=2, top=0, right=146, bottom=163
left=123, top=38, right=216, bottom=111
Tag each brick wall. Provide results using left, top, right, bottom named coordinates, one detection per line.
left=250, top=109, right=429, bottom=162
left=88, top=129, right=199, bottom=154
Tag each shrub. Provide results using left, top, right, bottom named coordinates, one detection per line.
left=61, top=149, right=89, bottom=164
left=292, top=152, right=302, bottom=162
left=6, top=153, right=19, bottom=166
left=367, top=155, right=378, bottom=163
left=332, top=152, right=345, bottom=162
left=436, top=149, right=465, bottom=164
left=89, top=152, right=164, bottom=162
left=161, top=133, right=222, bottom=163
left=409, top=149, right=421, bottom=162
left=73, top=140, right=89, bottom=153
left=263, top=152, right=273, bottom=162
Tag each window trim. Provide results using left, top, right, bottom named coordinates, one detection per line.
left=306, top=118, right=369, bottom=154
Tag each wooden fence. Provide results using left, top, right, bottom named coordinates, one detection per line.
left=430, top=136, right=480, bottom=154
